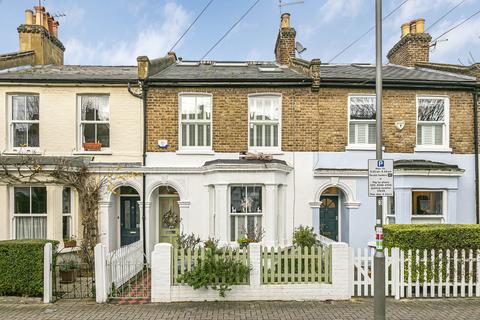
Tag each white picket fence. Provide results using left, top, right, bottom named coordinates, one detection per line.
left=106, top=240, right=144, bottom=293
left=351, top=248, right=480, bottom=299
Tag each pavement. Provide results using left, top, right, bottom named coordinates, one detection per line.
left=0, top=297, right=479, bottom=320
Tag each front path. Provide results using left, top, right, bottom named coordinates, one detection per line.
left=0, top=298, right=479, bottom=320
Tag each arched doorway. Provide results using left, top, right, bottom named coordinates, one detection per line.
left=117, top=186, right=141, bottom=246
left=319, top=187, right=341, bottom=242
left=158, top=186, right=180, bottom=245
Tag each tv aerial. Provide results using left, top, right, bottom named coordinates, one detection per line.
left=278, top=0, right=304, bottom=14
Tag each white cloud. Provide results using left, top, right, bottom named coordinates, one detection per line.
left=429, top=17, right=480, bottom=63
left=319, top=0, right=363, bottom=24
left=64, top=1, right=189, bottom=65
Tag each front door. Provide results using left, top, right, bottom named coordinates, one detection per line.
left=159, top=196, right=180, bottom=245
left=319, top=195, right=339, bottom=241
left=120, top=196, right=140, bottom=246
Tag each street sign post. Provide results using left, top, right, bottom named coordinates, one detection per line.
left=368, top=159, right=394, bottom=197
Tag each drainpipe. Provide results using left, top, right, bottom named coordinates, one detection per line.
left=141, top=80, right=149, bottom=260
left=474, top=89, right=479, bottom=224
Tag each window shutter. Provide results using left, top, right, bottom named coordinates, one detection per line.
left=434, top=125, right=443, bottom=145
left=357, top=124, right=367, bottom=144
left=421, top=125, right=434, bottom=145
left=349, top=123, right=355, bottom=144
left=368, top=123, right=376, bottom=144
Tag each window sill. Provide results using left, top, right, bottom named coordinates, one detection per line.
left=345, top=145, right=384, bottom=151
left=176, top=149, right=215, bottom=155
left=414, top=146, right=452, bottom=153
left=411, top=215, right=445, bottom=219
left=73, top=150, right=112, bottom=155
left=3, top=149, right=42, bottom=155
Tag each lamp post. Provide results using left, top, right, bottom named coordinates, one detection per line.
left=374, top=0, right=386, bottom=319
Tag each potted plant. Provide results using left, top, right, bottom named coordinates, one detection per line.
left=59, top=260, right=79, bottom=283
left=237, top=236, right=252, bottom=249
left=83, top=141, right=102, bottom=151
left=63, top=236, right=77, bottom=248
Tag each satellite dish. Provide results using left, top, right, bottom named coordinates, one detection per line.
left=296, top=41, right=307, bottom=54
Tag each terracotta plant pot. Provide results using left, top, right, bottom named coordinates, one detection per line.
left=83, top=142, right=102, bottom=151
left=59, top=269, right=76, bottom=283
left=63, top=240, right=77, bottom=248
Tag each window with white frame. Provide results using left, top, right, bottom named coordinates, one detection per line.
left=62, top=187, right=72, bottom=240
left=79, top=95, right=110, bottom=149
left=229, top=185, right=263, bottom=241
left=10, top=94, right=39, bottom=149
left=412, top=190, right=444, bottom=216
left=417, top=97, right=449, bottom=147
left=348, top=95, right=376, bottom=146
left=13, top=186, right=47, bottom=239
left=248, top=95, right=281, bottom=150
left=179, top=94, right=212, bottom=149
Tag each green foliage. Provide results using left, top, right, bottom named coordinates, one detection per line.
left=0, top=239, right=59, bottom=297
left=384, top=224, right=480, bottom=251
left=293, top=225, right=318, bottom=248
left=237, top=236, right=252, bottom=249
left=177, top=249, right=251, bottom=297
left=203, top=237, right=220, bottom=252
left=58, top=260, right=79, bottom=272
left=177, top=232, right=202, bottom=249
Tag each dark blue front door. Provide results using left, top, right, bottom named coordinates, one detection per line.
left=319, top=195, right=339, bottom=241
left=120, top=196, right=140, bottom=246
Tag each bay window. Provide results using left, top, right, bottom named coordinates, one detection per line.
left=79, top=95, right=110, bottom=149
left=10, top=94, right=39, bottom=149
left=411, top=190, right=445, bottom=223
left=179, top=94, right=212, bottom=149
left=248, top=94, right=281, bottom=151
left=416, top=97, right=449, bottom=149
left=13, top=186, right=47, bottom=239
left=348, top=95, right=376, bottom=146
left=229, top=185, right=263, bottom=241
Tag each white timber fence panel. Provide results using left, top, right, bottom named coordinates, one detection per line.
left=351, top=248, right=479, bottom=299
left=106, top=240, right=143, bottom=293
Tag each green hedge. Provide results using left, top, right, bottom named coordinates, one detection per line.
left=0, top=239, right=58, bottom=297
left=384, top=224, right=480, bottom=251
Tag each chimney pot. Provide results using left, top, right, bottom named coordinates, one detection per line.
left=401, top=22, right=410, bottom=38
left=25, top=9, right=33, bottom=25
left=415, top=18, right=425, bottom=33
left=281, top=13, right=290, bottom=28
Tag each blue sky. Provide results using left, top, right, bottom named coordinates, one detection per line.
left=0, top=0, right=479, bottom=66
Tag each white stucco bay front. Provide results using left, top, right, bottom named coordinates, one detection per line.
left=141, top=150, right=476, bottom=253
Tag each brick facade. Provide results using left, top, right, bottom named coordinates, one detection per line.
left=387, top=33, right=431, bottom=67
left=146, top=86, right=475, bottom=154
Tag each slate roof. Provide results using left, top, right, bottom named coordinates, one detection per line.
left=393, top=159, right=462, bottom=171
left=203, top=158, right=288, bottom=166
left=320, top=64, right=475, bottom=83
left=0, top=64, right=137, bottom=83
left=0, top=156, right=91, bottom=167
left=150, top=62, right=309, bottom=82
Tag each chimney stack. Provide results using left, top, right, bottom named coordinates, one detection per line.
left=274, top=13, right=296, bottom=66
left=387, top=18, right=431, bottom=67
left=17, top=6, right=65, bottom=65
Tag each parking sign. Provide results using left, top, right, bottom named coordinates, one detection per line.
left=368, top=159, right=394, bottom=197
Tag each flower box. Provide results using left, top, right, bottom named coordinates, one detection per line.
left=83, top=142, right=102, bottom=151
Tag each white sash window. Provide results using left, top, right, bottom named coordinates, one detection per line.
left=248, top=94, right=281, bottom=152
left=179, top=94, right=212, bottom=150
left=416, top=96, right=449, bottom=150
left=229, top=185, right=263, bottom=241
left=10, top=95, right=40, bottom=150
left=13, top=187, right=47, bottom=239
left=348, top=95, right=376, bottom=146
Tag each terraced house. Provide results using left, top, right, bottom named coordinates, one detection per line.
left=0, top=8, right=478, bottom=254
left=138, top=13, right=479, bottom=253
left=0, top=6, right=143, bottom=252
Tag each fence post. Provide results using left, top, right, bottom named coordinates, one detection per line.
left=43, top=243, right=52, bottom=303
left=94, top=243, right=108, bottom=303
left=151, top=243, right=172, bottom=302
left=330, top=242, right=351, bottom=299
left=249, top=243, right=261, bottom=287
left=392, top=248, right=400, bottom=300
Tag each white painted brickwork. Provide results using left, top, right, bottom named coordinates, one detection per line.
left=151, top=242, right=351, bottom=302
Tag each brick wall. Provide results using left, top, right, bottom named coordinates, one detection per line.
left=387, top=33, right=431, bottom=67
left=146, top=86, right=475, bottom=154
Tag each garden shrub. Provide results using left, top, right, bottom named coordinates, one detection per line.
left=384, top=224, right=480, bottom=251
left=384, top=225, right=480, bottom=283
left=177, top=249, right=250, bottom=297
left=293, top=225, right=317, bottom=248
left=0, top=239, right=59, bottom=297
